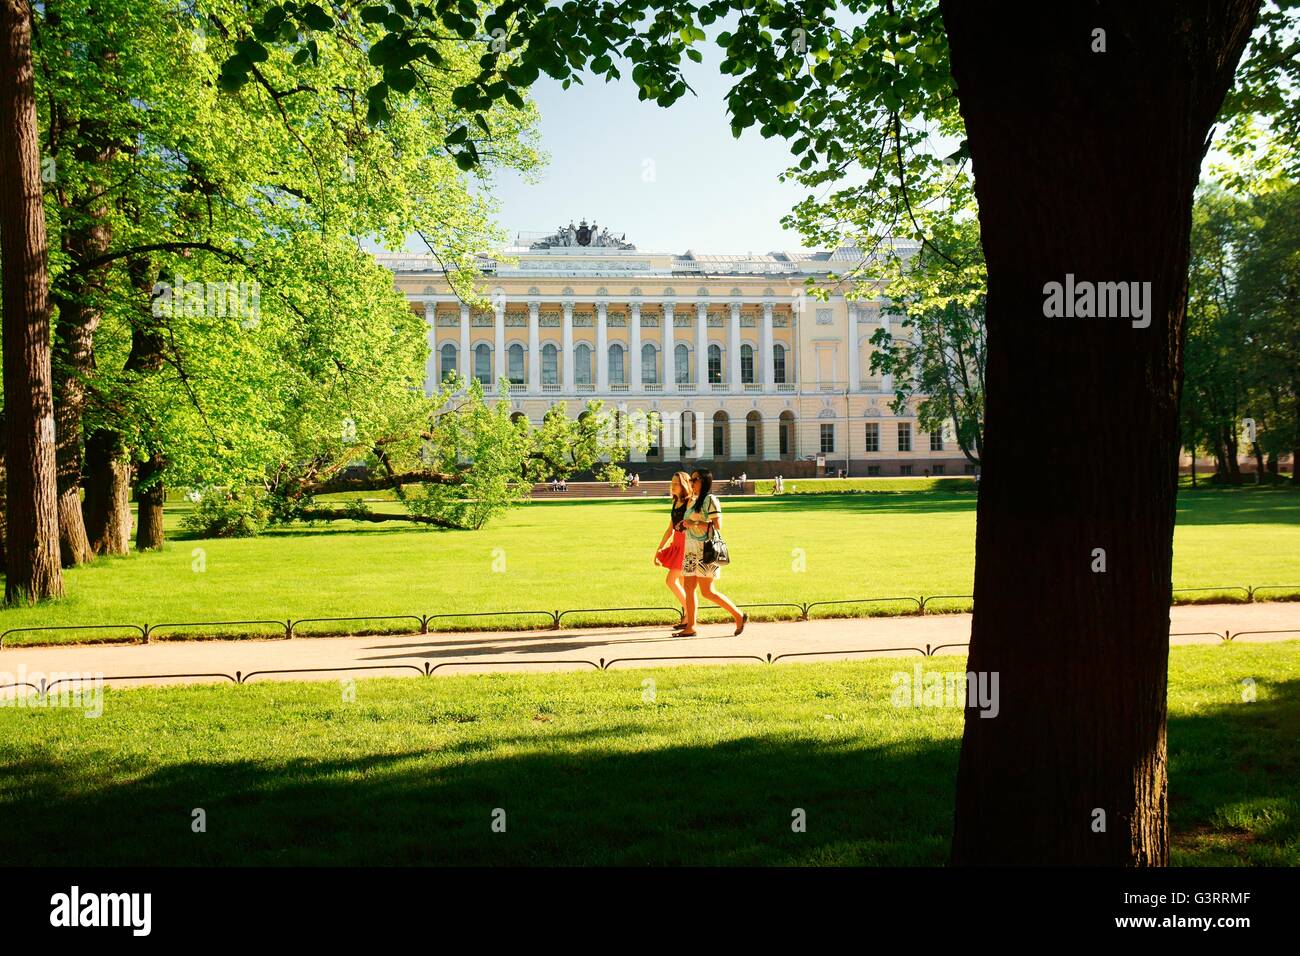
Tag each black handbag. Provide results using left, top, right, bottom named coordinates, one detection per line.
left=703, top=530, right=730, bottom=565
left=702, top=515, right=731, bottom=565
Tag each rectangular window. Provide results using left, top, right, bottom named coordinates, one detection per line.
left=747, top=423, right=757, bottom=457
left=897, top=423, right=912, bottom=453
left=508, top=348, right=524, bottom=385
left=965, top=464, right=977, bottom=475
left=542, top=348, right=558, bottom=385
left=675, top=347, right=689, bottom=385
left=713, top=424, right=724, bottom=457
left=610, top=349, right=625, bottom=385
left=867, top=465, right=881, bottom=477
left=864, top=422, right=879, bottom=453
left=900, top=465, right=912, bottom=476
left=930, top=430, right=944, bottom=452
left=779, top=422, right=789, bottom=455
left=708, top=349, right=722, bottom=384
left=820, top=423, right=834, bottom=454
left=741, top=349, right=754, bottom=384
left=774, top=347, right=787, bottom=384
left=933, top=464, right=945, bottom=475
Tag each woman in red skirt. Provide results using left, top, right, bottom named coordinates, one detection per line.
left=654, top=470, right=694, bottom=614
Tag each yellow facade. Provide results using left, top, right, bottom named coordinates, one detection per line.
left=379, top=230, right=970, bottom=477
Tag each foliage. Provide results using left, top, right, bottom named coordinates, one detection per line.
left=181, top=487, right=274, bottom=537
left=1183, top=182, right=1300, bottom=481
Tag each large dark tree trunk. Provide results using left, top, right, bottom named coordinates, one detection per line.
left=52, top=223, right=111, bottom=567
left=0, top=0, right=64, bottom=603
left=134, top=452, right=164, bottom=551
left=942, top=0, right=1258, bottom=865
left=126, top=257, right=167, bottom=552
left=81, top=427, right=132, bottom=553
left=1222, top=421, right=1242, bottom=483
left=50, top=39, right=119, bottom=568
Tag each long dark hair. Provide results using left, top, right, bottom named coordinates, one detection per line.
left=691, top=468, right=713, bottom=511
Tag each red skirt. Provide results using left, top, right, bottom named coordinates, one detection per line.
left=655, top=531, right=685, bottom=571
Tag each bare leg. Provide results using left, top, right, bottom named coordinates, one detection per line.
left=682, top=577, right=699, bottom=632
left=665, top=569, right=687, bottom=608
left=697, top=578, right=743, bottom=626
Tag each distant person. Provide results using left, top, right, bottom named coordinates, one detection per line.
left=924, top=468, right=931, bottom=478
left=676, top=468, right=746, bottom=638
left=654, top=470, right=693, bottom=614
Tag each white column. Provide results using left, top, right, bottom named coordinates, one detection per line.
left=728, top=412, right=747, bottom=461
left=562, top=301, right=574, bottom=391
left=728, top=302, right=741, bottom=392
left=596, top=302, right=609, bottom=391
left=493, top=297, right=506, bottom=387
left=847, top=304, right=860, bottom=393
left=630, top=303, right=642, bottom=393
left=762, top=415, right=781, bottom=461
left=527, top=302, right=540, bottom=394
left=695, top=301, right=708, bottom=389
left=662, top=302, right=675, bottom=392
left=424, top=302, right=438, bottom=396
left=459, top=303, right=471, bottom=385
left=762, top=301, right=775, bottom=392
left=880, top=307, right=893, bottom=393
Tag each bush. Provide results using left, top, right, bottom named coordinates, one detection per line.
left=181, top=488, right=272, bottom=538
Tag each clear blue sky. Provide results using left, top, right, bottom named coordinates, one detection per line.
left=481, top=45, right=812, bottom=254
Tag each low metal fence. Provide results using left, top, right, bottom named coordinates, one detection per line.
left=1, top=583, right=1297, bottom=650
left=6, top=622, right=1297, bottom=697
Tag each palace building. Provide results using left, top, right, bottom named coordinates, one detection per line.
left=379, top=220, right=974, bottom=479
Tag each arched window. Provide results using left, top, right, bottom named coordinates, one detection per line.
left=609, top=344, right=625, bottom=385
left=440, top=343, right=457, bottom=382
left=773, top=343, right=787, bottom=384
left=575, top=343, right=593, bottom=385
left=508, top=344, right=525, bottom=385
left=708, top=344, right=723, bottom=384
left=542, top=343, right=558, bottom=385
left=741, top=344, right=755, bottom=384
left=674, top=343, right=689, bottom=385
left=641, top=343, right=657, bottom=384
left=474, top=343, right=491, bottom=384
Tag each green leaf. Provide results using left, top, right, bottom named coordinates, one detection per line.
left=300, top=3, right=334, bottom=31
left=387, top=67, right=418, bottom=94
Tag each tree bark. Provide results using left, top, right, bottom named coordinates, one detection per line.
left=134, top=451, right=164, bottom=550
left=0, top=0, right=64, bottom=603
left=1224, top=423, right=1242, bottom=483
left=942, top=0, right=1258, bottom=865
left=81, top=427, right=131, bottom=554
left=52, top=219, right=110, bottom=567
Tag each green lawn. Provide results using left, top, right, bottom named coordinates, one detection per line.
left=2, top=485, right=1298, bottom=645
left=0, top=642, right=1294, bottom=865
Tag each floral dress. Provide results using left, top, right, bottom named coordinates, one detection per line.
left=681, top=494, right=722, bottom=578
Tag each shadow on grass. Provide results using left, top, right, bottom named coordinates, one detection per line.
left=0, top=732, right=958, bottom=866
left=1, top=679, right=1294, bottom=866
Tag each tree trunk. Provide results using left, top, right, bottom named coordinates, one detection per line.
left=135, top=452, right=164, bottom=551
left=0, top=0, right=64, bottom=603
left=52, top=244, right=108, bottom=566
left=941, top=0, right=1258, bottom=865
left=1224, top=423, right=1242, bottom=483
left=125, top=256, right=167, bottom=552
left=81, top=427, right=132, bottom=554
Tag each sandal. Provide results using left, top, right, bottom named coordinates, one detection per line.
left=676, top=629, right=697, bottom=638
left=734, top=613, right=748, bottom=636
